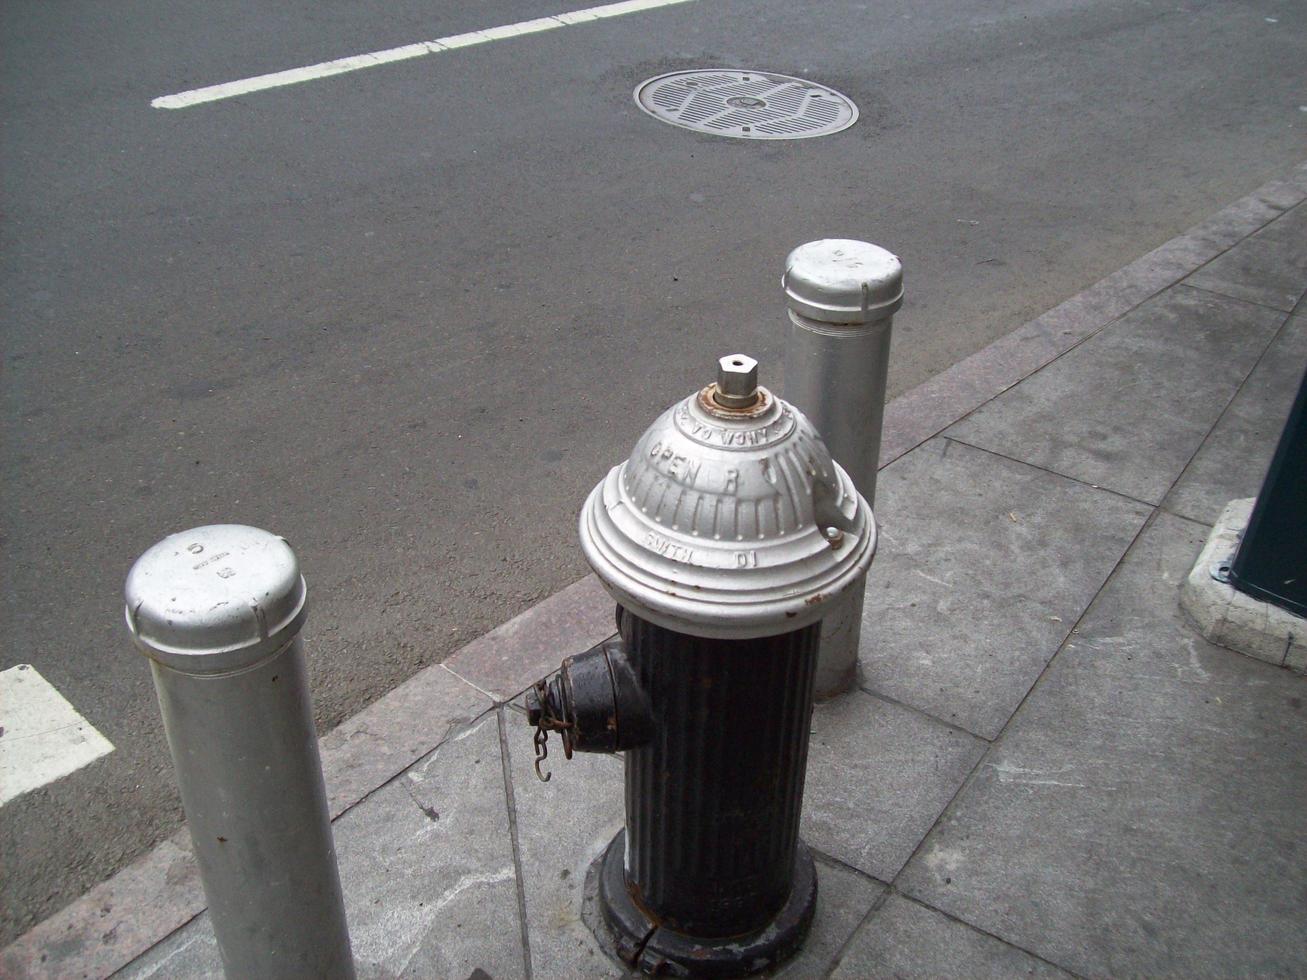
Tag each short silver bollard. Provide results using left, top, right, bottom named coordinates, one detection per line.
left=782, top=239, right=903, bottom=698
left=125, top=525, right=355, bottom=980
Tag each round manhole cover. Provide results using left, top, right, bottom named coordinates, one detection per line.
left=634, top=70, right=858, bottom=140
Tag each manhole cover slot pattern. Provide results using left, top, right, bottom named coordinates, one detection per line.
left=635, top=70, right=858, bottom=140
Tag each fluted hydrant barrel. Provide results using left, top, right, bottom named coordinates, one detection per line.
left=612, top=610, right=819, bottom=942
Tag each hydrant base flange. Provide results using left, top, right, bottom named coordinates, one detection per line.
left=592, top=830, right=818, bottom=978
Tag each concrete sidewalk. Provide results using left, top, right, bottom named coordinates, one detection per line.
left=5, top=164, right=1306, bottom=979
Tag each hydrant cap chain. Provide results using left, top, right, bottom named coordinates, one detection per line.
left=579, top=357, right=876, bottom=639
left=124, top=524, right=308, bottom=674
left=783, top=239, right=903, bottom=324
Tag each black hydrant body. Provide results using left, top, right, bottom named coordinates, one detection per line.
left=605, top=610, right=821, bottom=971
left=528, top=355, right=876, bottom=977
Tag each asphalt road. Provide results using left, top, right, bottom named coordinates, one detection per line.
left=2, top=0, right=1303, bottom=944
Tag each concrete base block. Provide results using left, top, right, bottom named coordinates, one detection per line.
left=1180, top=498, right=1306, bottom=670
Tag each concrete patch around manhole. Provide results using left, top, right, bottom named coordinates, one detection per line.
left=634, top=69, right=858, bottom=140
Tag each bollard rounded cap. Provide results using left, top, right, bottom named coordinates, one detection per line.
left=580, top=355, right=876, bottom=640
left=782, top=239, right=903, bottom=324
left=124, top=525, right=307, bottom=674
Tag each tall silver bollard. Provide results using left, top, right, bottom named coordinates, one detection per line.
left=782, top=240, right=903, bottom=698
left=125, top=525, right=355, bottom=979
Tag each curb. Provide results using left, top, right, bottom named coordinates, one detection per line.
left=4, top=161, right=1304, bottom=980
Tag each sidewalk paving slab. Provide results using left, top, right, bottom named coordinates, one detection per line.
left=898, top=513, right=1307, bottom=978
left=1165, top=314, right=1307, bottom=525
left=767, top=858, right=884, bottom=980
left=830, top=893, right=1074, bottom=980
left=2, top=662, right=493, bottom=980
left=502, top=701, right=626, bottom=979
left=857, top=437, right=1152, bottom=739
left=120, top=710, right=526, bottom=980
left=877, top=181, right=1303, bottom=474
left=1184, top=206, right=1307, bottom=312
left=803, top=690, right=987, bottom=883
left=946, top=285, right=1287, bottom=504
left=320, top=662, right=492, bottom=819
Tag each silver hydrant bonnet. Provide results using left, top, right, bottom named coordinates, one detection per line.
left=579, top=355, right=877, bottom=640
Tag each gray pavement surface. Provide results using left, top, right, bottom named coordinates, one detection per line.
left=6, top=165, right=1304, bottom=980
left=5, top=0, right=1307, bottom=946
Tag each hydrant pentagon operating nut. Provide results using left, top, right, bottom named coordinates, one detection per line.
left=527, top=355, right=876, bottom=977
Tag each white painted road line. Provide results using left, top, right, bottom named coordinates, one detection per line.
left=152, top=0, right=701, bottom=110
left=0, top=664, right=114, bottom=806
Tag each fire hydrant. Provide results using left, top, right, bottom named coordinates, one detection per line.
left=528, top=354, right=876, bottom=977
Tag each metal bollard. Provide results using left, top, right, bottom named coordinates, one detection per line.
left=125, top=525, right=355, bottom=980
left=528, top=356, right=877, bottom=977
left=782, top=240, right=903, bottom=698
